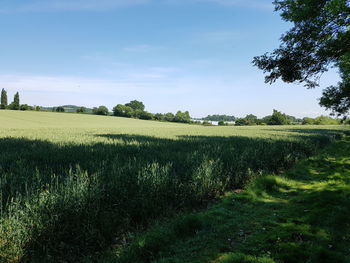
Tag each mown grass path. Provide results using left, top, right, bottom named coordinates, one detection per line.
left=104, top=137, right=350, bottom=263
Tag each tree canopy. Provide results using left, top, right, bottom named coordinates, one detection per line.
left=253, top=0, right=350, bottom=116
left=125, top=100, right=145, bottom=112
left=1, top=89, right=8, bottom=109
left=92, top=106, right=109, bottom=116
left=10, top=92, right=20, bottom=110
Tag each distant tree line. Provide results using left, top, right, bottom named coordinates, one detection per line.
left=112, top=100, right=191, bottom=123
left=229, top=110, right=341, bottom=126
left=203, top=114, right=236, bottom=122
left=0, top=89, right=26, bottom=110
left=0, top=90, right=344, bottom=126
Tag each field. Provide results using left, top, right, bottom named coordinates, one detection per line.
left=0, top=111, right=348, bottom=262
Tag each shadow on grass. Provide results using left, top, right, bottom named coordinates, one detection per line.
left=105, top=139, right=350, bottom=263
left=0, top=129, right=346, bottom=262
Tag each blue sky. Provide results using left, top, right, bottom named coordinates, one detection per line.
left=0, top=0, right=339, bottom=118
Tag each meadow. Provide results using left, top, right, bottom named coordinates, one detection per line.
left=0, top=111, right=348, bottom=262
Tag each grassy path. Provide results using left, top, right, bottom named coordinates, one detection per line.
left=100, top=137, right=350, bottom=263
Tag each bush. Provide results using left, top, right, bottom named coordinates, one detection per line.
left=55, top=106, right=65, bottom=112
left=93, top=106, right=109, bottom=116
left=76, top=107, right=86, bottom=113
left=113, top=104, right=134, bottom=117
left=20, top=104, right=34, bottom=111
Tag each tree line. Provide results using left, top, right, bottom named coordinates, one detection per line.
left=1, top=89, right=21, bottom=110
left=92, top=100, right=192, bottom=123
left=202, top=110, right=342, bottom=126
left=0, top=89, right=344, bottom=125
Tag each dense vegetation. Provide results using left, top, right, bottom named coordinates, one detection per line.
left=254, top=0, right=350, bottom=116
left=101, top=136, right=350, bottom=263
left=0, top=111, right=348, bottom=262
left=202, top=115, right=236, bottom=122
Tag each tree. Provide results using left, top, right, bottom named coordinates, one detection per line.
left=203, top=115, right=236, bottom=122
left=164, top=112, right=175, bottom=122
left=0, top=89, right=8, bottom=109
left=244, top=114, right=258, bottom=125
left=139, top=111, right=154, bottom=120
left=302, top=117, right=315, bottom=125
left=268, top=109, right=290, bottom=125
left=235, top=118, right=250, bottom=126
left=302, top=116, right=339, bottom=125
left=20, top=104, right=33, bottom=111
left=174, top=111, right=191, bottom=123
left=253, top=0, right=350, bottom=116
left=56, top=106, right=65, bottom=112
left=319, top=56, right=350, bottom=115
left=10, top=92, right=20, bottom=110
left=113, top=104, right=134, bottom=118
left=93, top=106, right=109, bottom=116
left=76, top=107, right=86, bottom=113
left=125, top=100, right=145, bottom=111
left=154, top=113, right=164, bottom=121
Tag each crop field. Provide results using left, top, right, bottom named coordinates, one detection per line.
left=0, top=111, right=349, bottom=262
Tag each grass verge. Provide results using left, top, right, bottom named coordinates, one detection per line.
left=98, top=137, right=350, bottom=263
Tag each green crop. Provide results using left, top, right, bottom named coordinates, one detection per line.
left=0, top=111, right=348, bottom=262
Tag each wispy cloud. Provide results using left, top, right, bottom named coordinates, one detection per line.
left=1, top=0, right=150, bottom=13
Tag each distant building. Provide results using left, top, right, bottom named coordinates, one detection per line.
left=226, top=121, right=236, bottom=125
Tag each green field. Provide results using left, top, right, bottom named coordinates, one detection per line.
left=0, top=111, right=348, bottom=262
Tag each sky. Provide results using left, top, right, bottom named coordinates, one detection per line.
left=0, top=0, right=340, bottom=118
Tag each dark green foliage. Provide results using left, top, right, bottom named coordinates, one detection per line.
left=0, top=88, right=7, bottom=109
left=174, top=111, right=191, bottom=123
left=320, top=54, right=350, bottom=116
left=153, top=113, right=164, bottom=121
left=76, top=107, right=86, bottom=113
left=235, top=118, right=251, bottom=126
left=113, top=101, right=188, bottom=123
left=253, top=0, right=350, bottom=115
left=113, top=104, right=134, bottom=117
left=55, top=106, right=65, bottom=112
left=164, top=112, right=175, bottom=122
left=267, top=109, right=290, bottom=125
left=20, top=104, right=34, bottom=111
left=245, top=114, right=258, bottom=124
left=103, top=137, right=350, bottom=263
left=125, top=100, right=145, bottom=111
left=302, top=116, right=340, bottom=125
left=218, top=120, right=227, bottom=126
left=113, top=101, right=153, bottom=120
left=138, top=111, right=153, bottom=120
left=9, top=92, right=20, bottom=110
left=203, top=115, right=236, bottom=122
left=0, top=130, right=342, bottom=262
left=93, top=105, right=109, bottom=115
left=236, top=114, right=259, bottom=126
